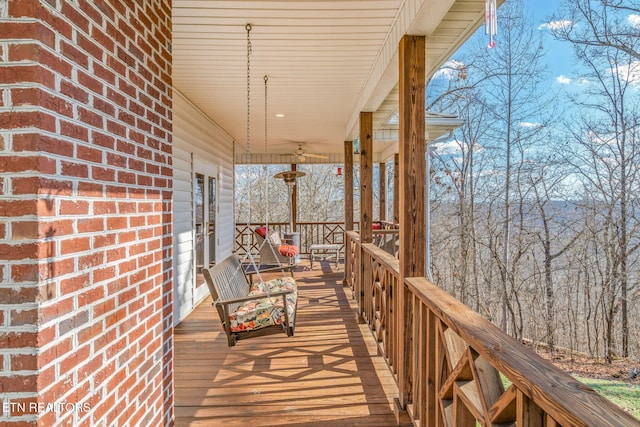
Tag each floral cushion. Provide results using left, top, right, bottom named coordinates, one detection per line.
left=228, top=276, right=297, bottom=333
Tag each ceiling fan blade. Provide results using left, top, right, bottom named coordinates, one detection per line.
left=303, top=153, right=329, bottom=159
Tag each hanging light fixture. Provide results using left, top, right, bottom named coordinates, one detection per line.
left=336, top=167, right=343, bottom=177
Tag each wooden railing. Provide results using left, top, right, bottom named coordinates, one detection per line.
left=345, top=230, right=639, bottom=427
left=235, top=222, right=348, bottom=255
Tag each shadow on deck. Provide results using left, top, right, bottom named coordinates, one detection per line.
left=174, top=260, right=399, bottom=426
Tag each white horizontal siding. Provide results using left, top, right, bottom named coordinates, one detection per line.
left=172, top=89, right=236, bottom=324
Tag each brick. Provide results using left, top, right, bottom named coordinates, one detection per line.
left=60, top=236, right=91, bottom=255
left=0, top=286, right=38, bottom=304
left=8, top=43, right=73, bottom=79
left=59, top=273, right=89, bottom=295
left=60, top=120, right=90, bottom=142
left=77, top=181, right=104, bottom=197
left=12, top=133, right=73, bottom=158
left=92, top=131, right=116, bottom=149
left=76, top=145, right=103, bottom=164
left=0, top=155, right=52, bottom=174
left=0, top=110, right=56, bottom=132
left=92, top=61, right=116, bottom=85
left=78, top=252, right=105, bottom=270
left=93, top=97, right=115, bottom=117
left=137, top=175, right=152, bottom=186
left=80, top=36, right=105, bottom=68
left=11, top=87, right=74, bottom=117
left=60, top=80, right=89, bottom=103
left=106, top=152, right=126, bottom=168
left=0, top=331, right=37, bottom=349
left=15, top=261, right=38, bottom=287
left=0, top=64, right=55, bottom=88
left=59, top=199, right=90, bottom=215
left=78, top=106, right=104, bottom=128
left=10, top=353, right=37, bottom=371
left=10, top=308, right=38, bottom=326
left=0, top=243, right=38, bottom=260
left=0, top=21, right=55, bottom=48
left=61, top=160, right=90, bottom=178
left=77, top=217, right=105, bottom=234
left=60, top=1, right=90, bottom=33
left=117, top=171, right=135, bottom=184
left=38, top=339, right=72, bottom=371
left=106, top=119, right=126, bottom=137
left=59, top=344, right=90, bottom=375
left=93, top=201, right=116, bottom=215
left=92, top=166, right=116, bottom=182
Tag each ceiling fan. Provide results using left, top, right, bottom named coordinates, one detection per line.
left=282, top=142, right=328, bottom=162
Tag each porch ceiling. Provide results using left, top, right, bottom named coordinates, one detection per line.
left=172, top=0, right=490, bottom=163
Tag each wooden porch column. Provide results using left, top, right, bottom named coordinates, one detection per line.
left=393, top=153, right=399, bottom=224
left=397, top=34, right=426, bottom=413
left=379, top=161, right=386, bottom=221
left=291, top=163, right=298, bottom=231
left=344, top=141, right=354, bottom=231
left=359, top=112, right=373, bottom=244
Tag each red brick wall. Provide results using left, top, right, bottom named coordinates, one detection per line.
left=0, top=0, right=173, bottom=425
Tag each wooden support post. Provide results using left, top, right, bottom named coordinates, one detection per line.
left=397, top=34, right=426, bottom=415
left=359, top=112, right=373, bottom=244
left=379, top=161, right=386, bottom=222
left=344, top=140, right=354, bottom=231
left=393, top=153, right=399, bottom=224
left=291, top=163, right=298, bottom=232
left=343, top=140, right=354, bottom=287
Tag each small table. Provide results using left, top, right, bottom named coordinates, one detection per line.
left=309, top=244, right=342, bottom=269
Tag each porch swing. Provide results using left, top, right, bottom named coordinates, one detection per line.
left=201, top=24, right=298, bottom=347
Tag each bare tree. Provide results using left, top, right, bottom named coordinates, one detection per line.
left=552, top=7, right=640, bottom=357
left=551, top=0, right=640, bottom=61
left=475, top=0, right=554, bottom=336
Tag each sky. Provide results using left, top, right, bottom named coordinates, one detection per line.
left=525, top=0, right=640, bottom=87
left=429, top=0, right=640, bottom=157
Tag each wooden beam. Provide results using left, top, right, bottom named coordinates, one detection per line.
left=359, top=112, right=373, bottom=244
left=393, top=153, right=399, bottom=224
left=379, top=162, right=386, bottom=222
left=344, top=141, right=354, bottom=231
left=397, top=34, right=426, bottom=411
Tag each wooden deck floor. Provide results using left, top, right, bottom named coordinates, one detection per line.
left=174, top=260, right=399, bottom=426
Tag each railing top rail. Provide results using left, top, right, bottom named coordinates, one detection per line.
left=404, top=276, right=639, bottom=427
left=361, top=242, right=399, bottom=276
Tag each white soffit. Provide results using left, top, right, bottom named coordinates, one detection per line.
left=172, top=0, right=495, bottom=159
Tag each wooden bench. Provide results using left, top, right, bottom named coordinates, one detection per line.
left=202, top=254, right=298, bottom=346
left=309, top=243, right=342, bottom=269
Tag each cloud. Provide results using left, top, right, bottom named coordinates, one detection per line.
left=538, top=20, right=573, bottom=31
left=433, top=140, right=460, bottom=155
left=629, top=14, right=640, bottom=28
left=556, top=75, right=572, bottom=84
left=434, top=60, right=467, bottom=80
left=433, top=140, right=484, bottom=156
left=519, top=122, right=541, bottom=128
left=613, top=61, right=640, bottom=85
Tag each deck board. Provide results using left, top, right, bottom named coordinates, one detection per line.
left=174, top=261, right=399, bottom=426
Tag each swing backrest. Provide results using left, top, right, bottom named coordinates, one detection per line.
left=202, top=254, right=250, bottom=314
